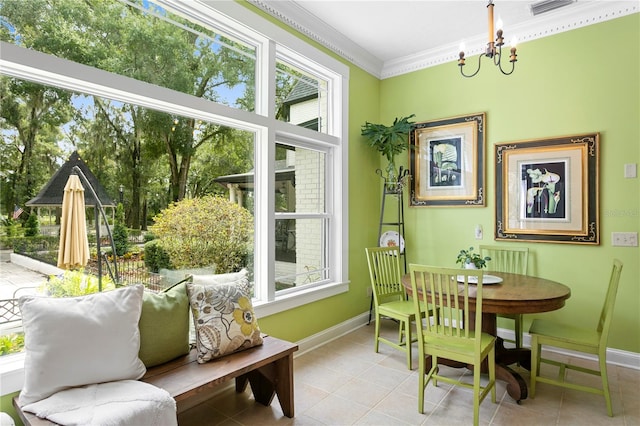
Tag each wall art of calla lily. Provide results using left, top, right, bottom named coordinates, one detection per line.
left=526, top=168, right=561, bottom=216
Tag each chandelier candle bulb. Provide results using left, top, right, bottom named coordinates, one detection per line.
left=488, top=1, right=494, bottom=43
left=510, top=47, right=517, bottom=62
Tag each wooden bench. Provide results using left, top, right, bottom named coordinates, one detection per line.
left=13, top=335, right=298, bottom=425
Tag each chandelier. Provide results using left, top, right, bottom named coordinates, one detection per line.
left=458, top=0, right=517, bottom=77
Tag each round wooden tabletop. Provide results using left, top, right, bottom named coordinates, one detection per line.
left=402, top=271, right=571, bottom=315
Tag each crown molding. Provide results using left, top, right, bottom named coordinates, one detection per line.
left=248, top=1, right=638, bottom=80
left=246, top=0, right=382, bottom=76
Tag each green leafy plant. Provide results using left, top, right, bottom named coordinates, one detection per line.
left=150, top=195, right=253, bottom=273
left=361, top=114, right=416, bottom=180
left=38, top=269, right=115, bottom=297
left=455, top=247, right=491, bottom=269
left=0, top=333, right=24, bottom=355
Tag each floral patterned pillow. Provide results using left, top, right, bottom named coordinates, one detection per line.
left=186, top=276, right=262, bottom=363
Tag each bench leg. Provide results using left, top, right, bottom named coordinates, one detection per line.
left=235, top=353, right=295, bottom=418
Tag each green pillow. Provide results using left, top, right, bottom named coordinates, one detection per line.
left=138, top=278, right=191, bottom=368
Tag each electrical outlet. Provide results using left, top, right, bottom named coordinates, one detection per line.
left=611, top=232, right=638, bottom=247
left=366, top=286, right=373, bottom=297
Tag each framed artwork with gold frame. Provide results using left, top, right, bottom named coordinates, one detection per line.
left=409, top=113, right=485, bottom=207
left=495, top=133, right=600, bottom=244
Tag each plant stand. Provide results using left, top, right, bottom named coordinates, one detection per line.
left=368, top=169, right=409, bottom=324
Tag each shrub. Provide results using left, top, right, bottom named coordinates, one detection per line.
left=144, top=239, right=173, bottom=273
left=150, top=195, right=253, bottom=273
left=39, top=269, right=115, bottom=297
left=23, top=213, right=40, bottom=237
left=112, top=203, right=129, bottom=256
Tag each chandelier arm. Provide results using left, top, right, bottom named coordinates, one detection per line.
left=460, top=53, right=483, bottom=78
left=497, top=59, right=516, bottom=75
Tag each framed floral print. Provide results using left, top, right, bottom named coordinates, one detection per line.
left=495, top=133, right=600, bottom=244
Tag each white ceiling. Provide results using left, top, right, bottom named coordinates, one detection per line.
left=246, top=0, right=638, bottom=78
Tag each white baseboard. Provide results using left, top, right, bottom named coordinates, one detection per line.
left=293, top=314, right=640, bottom=371
left=295, top=312, right=370, bottom=356
left=497, top=327, right=640, bottom=370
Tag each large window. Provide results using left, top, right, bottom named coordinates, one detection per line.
left=0, top=0, right=349, bottom=324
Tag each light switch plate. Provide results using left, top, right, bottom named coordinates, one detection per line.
left=611, top=232, right=638, bottom=246
left=624, top=163, right=637, bottom=178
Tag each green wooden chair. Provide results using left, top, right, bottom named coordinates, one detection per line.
left=480, top=245, right=529, bottom=349
left=365, top=246, right=427, bottom=370
left=409, top=264, right=496, bottom=426
left=529, top=259, right=623, bottom=417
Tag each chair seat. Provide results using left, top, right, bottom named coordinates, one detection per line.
left=424, top=330, right=495, bottom=359
left=378, top=300, right=425, bottom=318
left=529, top=318, right=600, bottom=348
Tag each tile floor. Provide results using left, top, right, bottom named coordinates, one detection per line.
left=179, top=320, right=640, bottom=425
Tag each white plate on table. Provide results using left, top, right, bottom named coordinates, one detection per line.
left=456, top=274, right=503, bottom=285
left=379, top=231, right=405, bottom=253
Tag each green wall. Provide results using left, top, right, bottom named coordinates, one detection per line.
left=253, top=5, right=639, bottom=354
left=379, top=14, right=640, bottom=353
left=2, top=7, right=637, bottom=425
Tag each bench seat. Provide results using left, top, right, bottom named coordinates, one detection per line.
left=13, top=335, right=298, bottom=425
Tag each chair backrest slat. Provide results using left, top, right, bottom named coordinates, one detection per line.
left=480, top=245, right=529, bottom=275
left=365, top=246, right=405, bottom=305
left=410, top=264, right=484, bottom=346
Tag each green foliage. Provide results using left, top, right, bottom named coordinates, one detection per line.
left=38, top=269, right=115, bottom=297
left=0, top=333, right=24, bottom=355
left=143, top=239, right=173, bottom=273
left=456, top=247, right=491, bottom=269
left=1, top=218, right=20, bottom=238
left=361, top=115, right=416, bottom=163
left=8, top=235, right=58, bottom=252
left=23, top=213, right=39, bottom=237
left=143, top=232, right=156, bottom=243
left=112, top=203, right=129, bottom=256
left=150, top=195, right=253, bottom=273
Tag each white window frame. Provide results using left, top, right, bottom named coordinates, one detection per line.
left=0, top=0, right=349, bottom=394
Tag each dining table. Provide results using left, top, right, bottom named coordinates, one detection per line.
left=401, top=271, right=571, bottom=403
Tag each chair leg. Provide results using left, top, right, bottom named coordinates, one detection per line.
left=404, top=319, right=412, bottom=370
left=530, top=336, right=539, bottom=398
left=599, top=353, right=613, bottom=417
left=374, top=313, right=381, bottom=353
left=489, top=345, right=496, bottom=403
left=418, top=348, right=426, bottom=414
left=514, top=315, right=523, bottom=349
left=473, top=362, right=481, bottom=426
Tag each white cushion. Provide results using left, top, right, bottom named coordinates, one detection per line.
left=21, top=380, right=176, bottom=426
left=191, top=269, right=252, bottom=295
left=18, top=285, right=147, bottom=406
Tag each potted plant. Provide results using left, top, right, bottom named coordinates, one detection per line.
left=456, top=246, right=491, bottom=269
left=361, top=114, right=415, bottom=184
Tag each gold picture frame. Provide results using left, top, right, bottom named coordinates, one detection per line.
left=409, top=112, right=485, bottom=207
left=495, top=133, right=600, bottom=244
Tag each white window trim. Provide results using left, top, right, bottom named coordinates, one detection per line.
left=0, top=0, right=349, bottom=394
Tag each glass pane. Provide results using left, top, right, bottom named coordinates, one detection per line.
left=275, top=218, right=327, bottom=291
left=0, top=0, right=256, bottom=110
left=275, top=60, right=328, bottom=133
left=0, top=75, right=256, bottom=356
left=275, top=144, right=325, bottom=213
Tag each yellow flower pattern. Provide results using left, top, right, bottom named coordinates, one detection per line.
left=233, top=296, right=258, bottom=336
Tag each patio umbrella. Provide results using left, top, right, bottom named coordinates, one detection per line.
left=57, top=174, right=90, bottom=269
